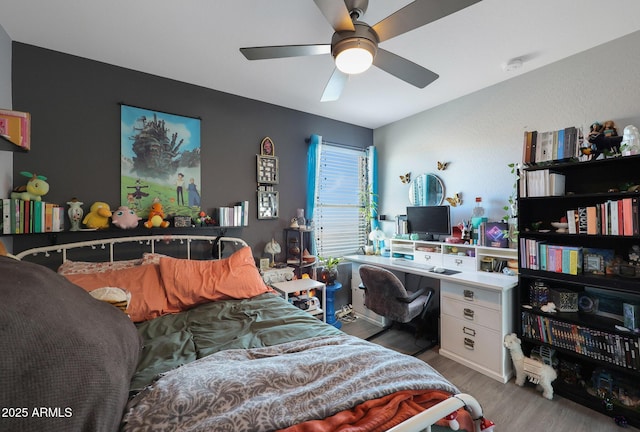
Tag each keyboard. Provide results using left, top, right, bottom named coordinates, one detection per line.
left=392, top=258, right=434, bottom=271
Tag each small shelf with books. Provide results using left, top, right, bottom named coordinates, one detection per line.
left=518, top=154, right=640, bottom=427
left=0, top=134, right=28, bottom=153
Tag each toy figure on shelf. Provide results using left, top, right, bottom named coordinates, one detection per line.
left=83, top=202, right=112, bottom=229
left=581, top=121, right=623, bottom=159
left=11, top=171, right=49, bottom=201
left=144, top=202, right=170, bottom=228
left=111, top=205, right=142, bottom=229
left=67, top=198, right=84, bottom=231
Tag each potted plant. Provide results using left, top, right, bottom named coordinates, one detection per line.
left=318, top=256, right=342, bottom=285
left=359, top=186, right=378, bottom=254
left=502, top=162, right=520, bottom=247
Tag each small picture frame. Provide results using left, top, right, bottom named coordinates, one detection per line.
left=173, top=216, right=192, bottom=227
left=257, top=155, right=279, bottom=184
left=583, top=248, right=614, bottom=275
left=584, top=253, right=604, bottom=274
left=260, top=137, right=275, bottom=156
left=258, top=190, right=279, bottom=219
left=259, top=258, right=271, bottom=271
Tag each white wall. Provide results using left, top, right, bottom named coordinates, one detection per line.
left=375, top=30, right=640, bottom=234
left=0, top=23, right=12, bottom=251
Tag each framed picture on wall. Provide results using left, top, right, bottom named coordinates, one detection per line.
left=258, top=190, right=279, bottom=219
left=257, top=155, right=279, bottom=184
left=260, top=136, right=275, bottom=156
left=120, top=104, right=202, bottom=219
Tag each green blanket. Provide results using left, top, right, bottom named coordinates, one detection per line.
left=131, top=293, right=342, bottom=393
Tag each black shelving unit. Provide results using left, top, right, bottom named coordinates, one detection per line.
left=517, top=155, right=640, bottom=427
left=283, top=227, right=316, bottom=278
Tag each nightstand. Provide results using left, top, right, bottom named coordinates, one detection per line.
left=271, top=279, right=326, bottom=323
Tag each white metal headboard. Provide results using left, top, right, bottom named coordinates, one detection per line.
left=14, top=235, right=248, bottom=262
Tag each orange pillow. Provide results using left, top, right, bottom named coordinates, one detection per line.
left=65, top=264, right=177, bottom=322
left=158, top=246, right=273, bottom=310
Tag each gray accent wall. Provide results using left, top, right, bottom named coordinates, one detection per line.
left=10, top=42, right=372, bottom=255
left=0, top=25, right=13, bottom=253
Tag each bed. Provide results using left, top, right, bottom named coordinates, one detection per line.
left=2, top=234, right=494, bottom=432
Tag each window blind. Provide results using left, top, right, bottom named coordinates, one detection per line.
left=314, top=144, right=367, bottom=257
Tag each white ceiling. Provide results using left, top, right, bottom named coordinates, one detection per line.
left=2, top=0, right=640, bottom=129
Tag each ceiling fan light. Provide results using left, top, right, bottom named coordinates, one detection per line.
left=333, top=38, right=376, bottom=75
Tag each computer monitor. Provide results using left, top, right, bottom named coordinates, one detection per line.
left=406, top=205, right=451, bottom=240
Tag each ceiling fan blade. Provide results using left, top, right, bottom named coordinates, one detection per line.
left=240, top=44, right=330, bottom=60
left=321, top=68, right=349, bottom=102
left=373, top=48, right=439, bottom=88
left=372, top=0, right=481, bottom=42
left=312, top=0, right=355, bottom=32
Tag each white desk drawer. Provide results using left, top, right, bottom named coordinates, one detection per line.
left=442, top=254, right=475, bottom=272
left=441, top=281, right=500, bottom=311
left=441, top=297, right=501, bottom=331
left=441, top=314, right=501, bottom=372
left=413, top=251, right=442, bottom=267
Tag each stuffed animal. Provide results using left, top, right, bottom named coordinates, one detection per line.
left=83, top=202, right=112, bottom=229
left=144, top=202, right=170, bottom=228
left=504, top=333, right=557, bottom=400
left=111, top=205, right=142, bottom=229
left=11, top=171, right=49, bottom=201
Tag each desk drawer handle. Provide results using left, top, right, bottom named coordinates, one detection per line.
left=463, top=308, right=475, bottom=320
left=423, top=255, right=431, bottom=261
left=463, top=326, right=476, bottom=337
left=464, top=337, right=475, bottom=350
left=463, top=290, right=475, bottom=301
left=455, top=258, right=463, bottom=265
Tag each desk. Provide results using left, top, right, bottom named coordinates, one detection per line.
left=345, top=254, right=517, bottom=383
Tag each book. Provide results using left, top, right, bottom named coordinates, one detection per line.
left=633, top=197, right=640, bottom=235
left=0, top=109, right=31, bottom=149
left=1, top=198, right=9, bottom=234
left=556, top=129, right=565, bottom=159
left=586, top=206, right=598, bottom=235
left=566, top=209, right=577, bottom=234
left=548, top=172, right=565, bottom=196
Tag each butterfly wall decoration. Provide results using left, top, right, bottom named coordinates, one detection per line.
left=446, top=193, right=462, bottom=207
left=437, top=161, right=449, bottom=171
left=399, top=172, right=411, bottom=184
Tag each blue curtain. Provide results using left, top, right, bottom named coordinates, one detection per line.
left=367, top=145, right=379, bottom=230
left=306, top=134, right=321, bottom=255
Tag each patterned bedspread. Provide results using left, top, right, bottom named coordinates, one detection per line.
left=121, top=334, right=460, bottom=432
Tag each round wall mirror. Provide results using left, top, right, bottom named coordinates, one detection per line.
left=408, top=173, right=445, bottom=206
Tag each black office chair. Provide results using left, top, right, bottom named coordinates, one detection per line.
left=358, top=264, right=436, bottom=355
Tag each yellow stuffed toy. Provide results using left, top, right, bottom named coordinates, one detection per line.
left=144, top=202, right=170, bottom=228
left=83, top=202, right=112, bottom=229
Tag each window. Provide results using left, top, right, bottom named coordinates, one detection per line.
left=313, top=143, right=369, bottom=257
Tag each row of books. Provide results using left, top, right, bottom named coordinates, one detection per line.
left=522, top=126, right=584, bottom=166
left=519, top=169, right=566, bottom=197
left=519, top=238, right=582, bottom=275
left=522, top=311, right=640, bottom=371
left=0, top=109, right=31, bottom=150
left=566, top=197, right=639, bottom=236
left=1, top=198, right=65, bottom=234
left=217, top=201, right=249, bottom=227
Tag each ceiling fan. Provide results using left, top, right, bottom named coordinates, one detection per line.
left=240, top=0, right=481, bottom=101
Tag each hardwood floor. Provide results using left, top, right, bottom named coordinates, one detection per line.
left=340, top=317, right=637, bottom=432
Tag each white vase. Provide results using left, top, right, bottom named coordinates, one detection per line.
left=67, top=200, right=84, bottom=231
